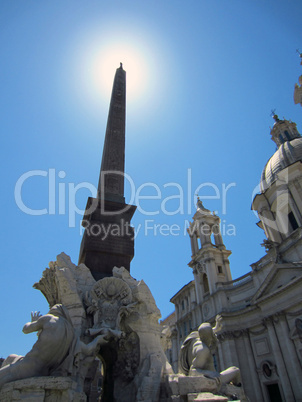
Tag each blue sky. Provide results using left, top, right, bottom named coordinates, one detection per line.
left=0, top=0, right=301, bottom=357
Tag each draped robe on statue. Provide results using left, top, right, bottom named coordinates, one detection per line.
left=0, top=304, right=75, bottom=388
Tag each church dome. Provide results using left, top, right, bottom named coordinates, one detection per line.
left=260, top=131, right=302, bottom=192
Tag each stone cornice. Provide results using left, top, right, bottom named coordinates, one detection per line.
left=262, top=311, right=285, bottom=326
left=248, top=326, right=267, bottom=336
left=286, top=308, right=302, bottom=317
left=217, top=329, right=249, bottom=341
left=253, top=273, right=302, bottom=305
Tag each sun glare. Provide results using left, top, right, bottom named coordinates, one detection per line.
left=69, top=29, right=164, bottom=120
left=98, top=44, right=147, bottom=99
left=80, top=39, right=154, bottom=106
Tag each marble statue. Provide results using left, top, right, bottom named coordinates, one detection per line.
left=0, top=304, right=110, bottom=391
left=4, top=253, right=247, bottom=401
left=25, top=253, right=173, bottom=402
left=179, top=318, right=241, bottom=386
left=0, top=305, right=75, bottom=388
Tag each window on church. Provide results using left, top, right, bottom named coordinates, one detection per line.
left=183, top=322, right=187, bottom=337
left=217, top=265, right=223, bottom=274
left=278, top=134, right=283, bottom=144
left=198, top=237, right=202, bottom=249
left=211, top=233, right=215, bottom=245
left=288, top=211, right=299, bottom=231
left=182, top=300, right=185, bottom=311
left=284, top=130, right=291, bottom=141
left=203, top=274, right=209, bottom=294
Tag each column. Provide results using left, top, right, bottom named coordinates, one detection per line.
left=198, top=220, right=211, bottom=245
left=289, top=193, right=302, bottom=226
left=213, top=217, right=224, bottom=247
left=193, top=269, right=202, bottom=305
left=265, top=318, right=295, bottom=401
left=219, top=332, right=239, bottom=368
left=242, top=331, right=263, bottom=400
left=198, top=223, right=207, bottom=246
left=276, top=315, right=302, bottom=397
left=223, top=255, right=232, bottom=281
left=190, top=234, right=199, bottom=255
left=214, top=232, right=224, bottom=247
left=205, top=257, right=217, bottom=294
left=288, top=180, right=302, bottom=222
left=260, top=207, right=283, bottom=243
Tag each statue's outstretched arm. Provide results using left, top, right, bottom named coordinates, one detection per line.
left=22, top=317, right=44, bottom=334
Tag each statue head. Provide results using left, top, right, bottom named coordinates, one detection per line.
left=198, top=323, right=217, bottom=350
left=106, top=283, right=117, bottom=297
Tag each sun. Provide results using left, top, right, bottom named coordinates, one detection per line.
left=97, top=44, right=147, bottom=100
left=69, top=30, right=163, bottom=117
left=82, top=40, right=152, bottom=106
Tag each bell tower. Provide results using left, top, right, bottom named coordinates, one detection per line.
left=79, top=64, right=136, bottom=280
left=187, top=198, right=232, bottom=302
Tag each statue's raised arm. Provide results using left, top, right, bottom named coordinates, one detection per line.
left=0, top=304, right=75, bottom=389
left=212, top=314, right=223, bottom=334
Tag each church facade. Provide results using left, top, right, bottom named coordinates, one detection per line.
left=162, top=64, right=302, bottom=402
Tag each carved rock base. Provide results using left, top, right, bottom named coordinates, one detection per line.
left=0, top=377, right=86, bottom=402
left=220, top=383, right=247, bottom=401
left=188, top=393, right=228, bottom=402
left=166, top=374, right=247, bottom=402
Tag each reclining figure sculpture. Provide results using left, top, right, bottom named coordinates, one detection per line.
left=0, top=304, right=109, bottom=390
left=179, top=316, right=241, bottom=387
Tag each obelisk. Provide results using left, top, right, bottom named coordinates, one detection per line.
left=79, top=64, right=136, bottom=280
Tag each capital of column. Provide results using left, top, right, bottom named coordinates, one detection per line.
left=263, top=312, right=285, bottom=327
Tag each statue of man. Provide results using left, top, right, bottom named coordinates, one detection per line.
left=0, top=304, right=109, bottom=389
left=179, top=320, right=241, bottom=386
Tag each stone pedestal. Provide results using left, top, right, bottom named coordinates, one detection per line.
left=0, top=377, right=86, bottom=402
left=166, top=374, right=246, bottom=402
left=187, top=393, right=228, bottom=402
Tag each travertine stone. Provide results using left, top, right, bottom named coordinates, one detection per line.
left=187, top=392, right=228, bottom=402
left=3, top=254, right=174, bottom=401
left=112, top=267, right=173, bottom=402
left=166, top=374, right=182, bottom=395
left=170, top=397, right=186, bottom=402
left=179, top=320, right=241, bottom=388
left=0, top=377, right=86, bottom=402
left=220, top=383, right=246, bottom=401
left=166, top=374, right=245, bottom=402
left=178, top=376, right=218, bottom=395
left=0, top=305, right=75, bottom=389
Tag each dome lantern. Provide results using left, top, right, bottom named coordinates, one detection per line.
left=260, top=116, right=302, bottom=192
left=270, top=113, right=300, bottom=149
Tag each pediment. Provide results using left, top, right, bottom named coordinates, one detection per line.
left=251, top=264, right=302, bottom=303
